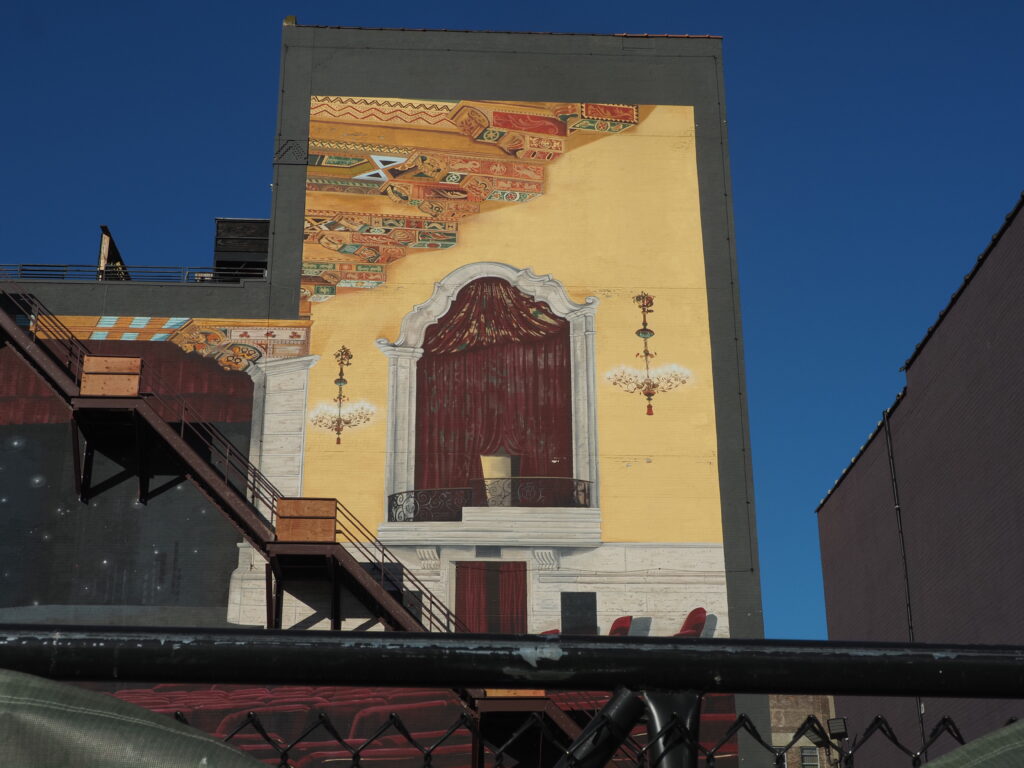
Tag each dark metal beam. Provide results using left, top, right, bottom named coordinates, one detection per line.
left=134, top=410, right=149, bottom=505
left=2, top=627, right=1024, bottom=698
left=70, top=418, right=82, bottom=500
left=80, top=438, right=94, bottom=504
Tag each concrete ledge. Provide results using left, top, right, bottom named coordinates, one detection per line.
left=377, top=506, right=601, bottom=547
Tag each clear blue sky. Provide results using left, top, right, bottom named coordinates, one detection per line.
left=3, top=2, right=1022, bottom=639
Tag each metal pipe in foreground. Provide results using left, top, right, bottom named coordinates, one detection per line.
left=1, top=626, right=1024, bottom=698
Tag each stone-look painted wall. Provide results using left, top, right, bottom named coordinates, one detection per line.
left=248, top=355, right=319, bottom=500
left=382, top=543, right=728, bottom=637
left=817, top=198, right=1024, bottom=761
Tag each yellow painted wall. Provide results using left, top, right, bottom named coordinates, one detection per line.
left=302, top=104, right=723, bottom=544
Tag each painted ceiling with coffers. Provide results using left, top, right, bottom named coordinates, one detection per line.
left=302, top=97, right=641, bottom=307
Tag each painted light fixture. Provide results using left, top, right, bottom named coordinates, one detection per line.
left=605, top=292, right=690, bottom=415
left=310, top=346, right=375, bottom=443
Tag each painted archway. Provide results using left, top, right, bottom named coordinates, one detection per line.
left=376, top=262, right=599, bottom=506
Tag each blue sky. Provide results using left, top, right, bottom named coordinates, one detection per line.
left=3, top=1, right=1022, bottom=639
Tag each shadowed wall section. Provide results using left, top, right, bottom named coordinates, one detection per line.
left=0, top=340, right=253, bottom=626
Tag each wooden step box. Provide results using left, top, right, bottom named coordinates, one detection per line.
left=80, top=356, right=142, bottom=397
left=276, top=498, right=338, bottom=541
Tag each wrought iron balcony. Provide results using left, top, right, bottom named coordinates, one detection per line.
left=388, top=477, right=592, bottom=522
left=388, top=487, right=473, bottom=522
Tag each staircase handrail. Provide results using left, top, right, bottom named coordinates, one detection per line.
left=0, top=283, right=91, bottom=386
left=137, top=364, right=281, bottom=530
left=0, top=282, right=279, bottom=530
left=334, top=500, right=469, bottom=634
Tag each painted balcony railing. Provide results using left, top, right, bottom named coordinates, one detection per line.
left=0, top=263, right=267, bottom=283
left=388, top=487, right=472, bottom=522
left=388, top=477, right=592, bottom=522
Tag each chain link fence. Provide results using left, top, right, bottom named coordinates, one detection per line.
left=97, top=683, right=1013, bottom=767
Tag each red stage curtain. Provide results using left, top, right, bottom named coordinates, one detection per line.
left=455, top=561, right=527, bottom=633
left=497, top=562, right=527, bottom=633
left=455, top=562, right=489, bottom=633
left=415, top=278, right=572, bottom=490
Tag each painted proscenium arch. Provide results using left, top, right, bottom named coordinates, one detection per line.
left=375, top=262, right=600, bottom=507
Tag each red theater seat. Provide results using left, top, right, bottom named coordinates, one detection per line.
left=215, top=704, right=311, bottom=739
left=316, top=697, right=388, bottom=726
left=351, top=743, right=473, bottom=767
left=385, top=689, right=458, bottom=705
left=675, top=607, right=707, bottom=637
left=551, top=691, right=611, bottom=711
left=348, top=700, right=459, bottom=740
left=233, top=741, right=284, bottom=764
left=608, top=616, right=633, bottom=636
left=188, top=700, right=271, bottom=733
left=153, top=683, right=215, bottom=693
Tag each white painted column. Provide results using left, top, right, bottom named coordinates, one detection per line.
left=228, top=353, right=318, bottom=627
left=375, top=343, right=423, bottom=499
left=247, top=354, right=319, bottom=498
left=567, top=303, right=600, bottom=503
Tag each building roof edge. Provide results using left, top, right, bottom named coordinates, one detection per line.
left=286, top=22, right=722, bottom=39
left=901, top=192, right=1024, bottom=371
left=814, top=388, right=906, bottom=515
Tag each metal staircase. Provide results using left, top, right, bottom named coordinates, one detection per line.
left=0, top=283, right=464, bottom=634
left=0, top=284, right=619, bottom=762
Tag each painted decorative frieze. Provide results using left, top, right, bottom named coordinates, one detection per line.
left=302, top=97, right=641, bottom=301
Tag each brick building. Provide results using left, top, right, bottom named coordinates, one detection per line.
left=817, top=193, right=1024, bottom=761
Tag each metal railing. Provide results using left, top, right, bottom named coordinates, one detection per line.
left=0, top=283, right=91, bottom=383
left=0, top=264, right=267, bottom=283
left=207, top=708, right=977, bottom=768
left=387, top=478, right=593, bottom=522
left=388, top=487, right=472, bottom=522
left=334, top=501, right=470, bottom=634
left=137, top=363, right=280, bottom=532
left=469, top=477, right=591, bottom=508
left=4, top=629, right=1024, bottom=767
left=0, top=284, right=276, bottom=532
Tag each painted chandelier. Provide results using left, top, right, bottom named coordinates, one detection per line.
left=310, top=346, right=375, bottom=443
left=606, top=292, right=690, bottom=415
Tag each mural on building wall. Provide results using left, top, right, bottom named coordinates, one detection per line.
left=0, top=90, right=737, bottom=764
left=300, top=94, right=729, bottom=641
left=49, top=315, right=312, bottom=372
left=300, top=97, right=640, bottom=306
left=26, top=96, right=724, bottom=642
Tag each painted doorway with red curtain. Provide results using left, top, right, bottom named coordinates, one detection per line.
left=414, top=277, right=573, bottom=493
left=454, top=561, right=527, bottom=633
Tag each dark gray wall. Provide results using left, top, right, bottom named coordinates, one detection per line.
left=9, top=278, right=291, bottom=320
left=818, top=201, right=1024, bottom=760
left=272, top=23, right=765, bottom=642
left=0, top=421, right=250, bottom=627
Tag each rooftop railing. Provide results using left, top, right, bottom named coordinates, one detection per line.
left=0, top=264, right=267, bottom=283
